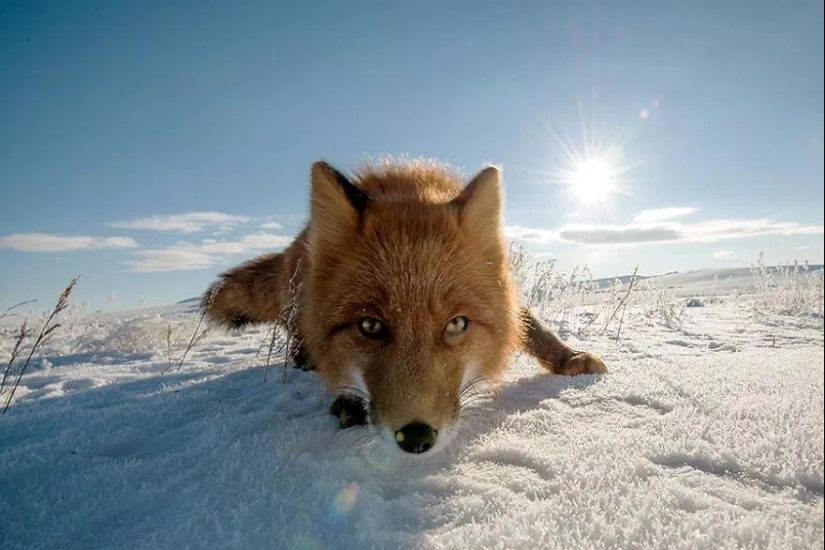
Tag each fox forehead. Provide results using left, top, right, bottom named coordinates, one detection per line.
left=326, top=234, right=491, bottom=321
left=309, top=233, right=503, bottom=334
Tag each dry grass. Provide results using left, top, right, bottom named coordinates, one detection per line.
left=511, top=248, right=822, bottom=339
left=1, top=277, right=79, bottom=414
left=750, top=252, right=824, bottom=322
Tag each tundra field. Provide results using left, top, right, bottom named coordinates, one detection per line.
left=1, top=251, right=823, bottom=550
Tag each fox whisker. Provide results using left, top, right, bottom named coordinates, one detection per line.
left=344, top=428, right=380, bottom=457
left=337, top=384, right=371, bottom=403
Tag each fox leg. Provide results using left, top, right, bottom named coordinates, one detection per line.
left=292, top=343, right=312, bottom=370
left=521, top=308, right=608, bottom=375
left=202, top=252, right=287, bottom=328
left=202, top=251, right=313, bottom=370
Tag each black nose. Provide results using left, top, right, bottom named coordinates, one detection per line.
left=395, top=422, right=437, bottom=454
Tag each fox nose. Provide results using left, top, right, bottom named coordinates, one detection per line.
left=394, top=422, right=437, bottom=454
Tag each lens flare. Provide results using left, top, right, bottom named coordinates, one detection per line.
left=330, top=482, right=359, bottom=520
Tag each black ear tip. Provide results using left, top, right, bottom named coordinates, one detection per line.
left=314, top=161, right=371, bottom=214
left=311, top=160, right=337, bottom=181
left=312, top=159, right=333, bottom=170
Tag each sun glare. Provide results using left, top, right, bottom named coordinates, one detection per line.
left=539, top=108, right=644, bottom=210
left=568, top=157, right=616, bottom=205
left=547, top=141, right=633, bottom=210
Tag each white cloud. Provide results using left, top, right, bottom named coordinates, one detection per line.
left=0, top=233, right=139, bottom=252
left=633, top=207, right=698, bottom=224
left=193, top=234, right=294, bottom=255
left=686, top=219, right=824, bottom=242
left=505, top=226, right=559, bottom=244
left=108, top=212, right=251, bottom=233
left=123, top=249, right=220, bottom=273
left=122, top=233, right=294, bottom=273
left=259, top=221, right=284, bottom=230
left=507, top=219, right=824, bottom=246
left=557, top=224, right=683, bottom=245
left=712, top=250, right=735, bottom=260
left=234, top=233, right=293, bottom=250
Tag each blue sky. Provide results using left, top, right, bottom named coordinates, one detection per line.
left=1, top=0, right=823, bottom=312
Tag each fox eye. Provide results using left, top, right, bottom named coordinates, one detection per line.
left=357, top=317, right=387, bottom=339
left=444, top=316, right=469, bottom=338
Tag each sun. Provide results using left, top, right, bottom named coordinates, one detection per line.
left=548, top=142, right=632, bottom=209
left=538, top=114, right=639, bottom=210
left=567, top=157, right=617, bottom=205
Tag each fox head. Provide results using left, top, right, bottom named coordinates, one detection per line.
left=301, top=160, right=521, bottom=455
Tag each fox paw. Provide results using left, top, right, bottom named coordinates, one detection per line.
left=291, top=344, right=314, bottom=371
left=557, top=351, right=608, bottom=375
left=330, top=395, right=369, bottom=429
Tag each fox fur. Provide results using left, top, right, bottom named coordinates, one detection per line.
left=202, top=158, right=607, bottom=452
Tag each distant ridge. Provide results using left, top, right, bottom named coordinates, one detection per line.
left=172, top=264, right=823, bottom=306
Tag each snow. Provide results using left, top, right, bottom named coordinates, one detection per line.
left=1, top=269, right=823, bottom=549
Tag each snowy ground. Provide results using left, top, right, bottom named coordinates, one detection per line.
left=1, top=268, right=823, bottom=550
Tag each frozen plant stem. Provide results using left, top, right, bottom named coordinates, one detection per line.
left=2, top=277, right=79, bottom=414
left=599, top=266, right=639, bottom=337
left=0, top=320, right=28, bottom=398
left=167, top=284, right=220, bottom=375
left=614, top=267, right=640, bottom=341
left=169, top=310, right=208, bottom=374
left=262, top=325, right=284, bottom=383
left=0, top=299, right=37, bottom=323
left=277, top=260, right=303, bottom=383
left=165, top=323, right=174, bottom=372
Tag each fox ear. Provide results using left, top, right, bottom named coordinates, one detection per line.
left=452, top=165, right=503, bottom=231
left=310, top=161, right=370, bottom=237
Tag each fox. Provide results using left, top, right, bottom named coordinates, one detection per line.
left=202, top=158, right=607, bottom=455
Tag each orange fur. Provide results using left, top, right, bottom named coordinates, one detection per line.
left=202, top=158, right=607, bottom=445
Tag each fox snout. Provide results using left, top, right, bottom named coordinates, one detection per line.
left=332, top=357, right=464, bottom=455
left=394, top=422, right=438, bottom=454
left=331, top=390, right=450, bottom=455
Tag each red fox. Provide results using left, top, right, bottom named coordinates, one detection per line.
left=202, top=158, right=607, bottom=454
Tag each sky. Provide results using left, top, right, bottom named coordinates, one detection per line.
left=1, top=0, right=823, bottom=312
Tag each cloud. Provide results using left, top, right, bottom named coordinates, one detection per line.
left=122, top=233, right=294, bottom=272
left=632, top=207, right=698, bottom=224
left=0, top=233, right=139, bottom=252
left=686, top=220, right=824, bottom=242
left=123, top=249, right=220, bottom=273
left=557, top=224, right=683, bottom=245
left=195, top=234, right=294, bottom=255
left=236, top=233, right=293, bottom=249
left=259, top=221, right=284, bottom=230
left=712, top=250, right=735, bottom=260
left=108, top=212, right=251, bottom=233
left=505, top=226, right=559, bottom=244
left=507, top=218, right=824, bottom=246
